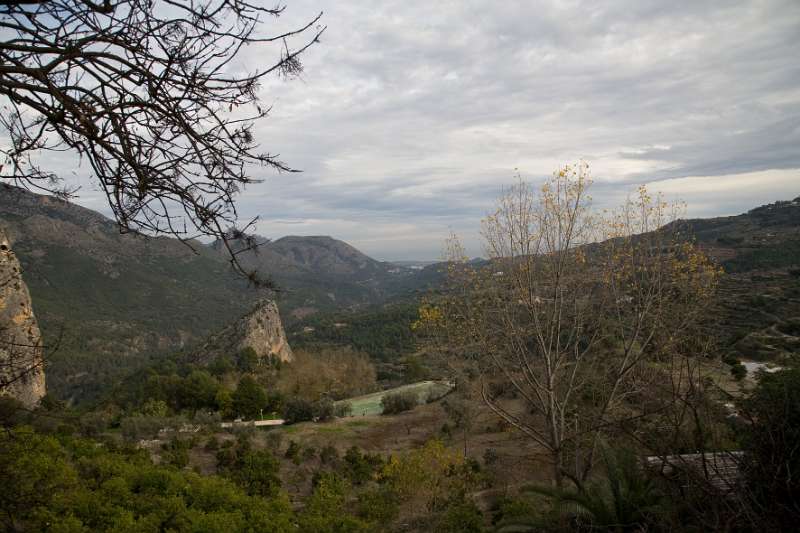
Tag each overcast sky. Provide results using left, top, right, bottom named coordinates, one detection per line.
left=64, top=1, right=800, bottom=260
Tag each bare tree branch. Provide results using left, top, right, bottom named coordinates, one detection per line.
left=0, top=0, right=325, bottom=286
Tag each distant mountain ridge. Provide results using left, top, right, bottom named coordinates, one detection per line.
left=0, top=185, right=797, bottom=402
left=208, top=233, right=416, bottom=320
left=267, top=235, right=389, bottom=276
left=0, top=186, right=411, bottom=402
left=211, top=234, right=404, bottom=281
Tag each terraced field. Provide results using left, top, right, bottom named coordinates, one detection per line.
left=337, top=380, right=454, bottom=416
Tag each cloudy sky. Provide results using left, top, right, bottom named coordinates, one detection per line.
left=71, top=1, right=800, bottom=260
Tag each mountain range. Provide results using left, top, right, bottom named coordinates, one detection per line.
left=0, top=186, right=420, bottom=402
left=1, top=184, right=798, bottom=403
left=210, top=234, right=417, bottom=320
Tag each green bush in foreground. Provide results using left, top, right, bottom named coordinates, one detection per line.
left=517, top=448, right=665, bottom=532
left=0, top=428, right=397, bottom=533
left=0, top=427, right=294, bottom=532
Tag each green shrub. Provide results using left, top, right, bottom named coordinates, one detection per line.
left=208, top=355, right=234, bottom=376
left=334, top=401, right=353, bottom=418
left=303, top=446, right=317, bottom=462
left=297, top=472, right=372, bottom=532
left=237, top=347, right=259, bottom=372
left=493, top=495, right=553, bottom=531
left=215, top=446, right=237, bottom=469
left=0, top=397, right=28, bottom=427
left=119, top=414, right=167, bottom=440
left=356, top=486, right=400, bottom=524
left=312, top=397, right=335, bottom=421
left=228, top=449, right=282, bottom=497
left=0, top=428, right=296, bottom=532
left=320, top=445, right=339, bottom=465
left=161, top=437, right=191, bottom=468
left=434, top=497, right=485, bottom=532
left=284, top=398, right=314, bottom=424
left=231, top=375, right=267, bottom=419
left=741, top=367, right=800, bottom=529
left=483, top=447, right=499, bottom=466
left=403, top=355, right=430, bottom=383
left=381, top=391, right=418, bottom=415
left=730, top=362, right=747, bottom=381
left=343, top=446, right=383, bottom=485
left=285, top=440, right=301, bottom=463
left=524, top=448, right=666, bottom=531
left=77, top=411, right=111, bottom=437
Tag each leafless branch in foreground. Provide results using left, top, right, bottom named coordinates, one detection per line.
left=0, top=0, right=325, bottom=286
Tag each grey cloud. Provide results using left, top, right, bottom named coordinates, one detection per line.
left=622, top=116, right=800, bottom=180
left=19, top=0, right=800, bottom=260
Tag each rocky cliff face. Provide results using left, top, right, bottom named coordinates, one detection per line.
left=202, top=299, right=293, bottom=364
left=0, top=227, right=45, bottom=407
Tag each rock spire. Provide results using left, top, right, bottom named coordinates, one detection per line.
left=0, top=227, right=46, bottom=407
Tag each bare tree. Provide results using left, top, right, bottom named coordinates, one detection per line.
left=419, top=164, right=720, bottom=487
left=0, top=0, right=324, bottom=285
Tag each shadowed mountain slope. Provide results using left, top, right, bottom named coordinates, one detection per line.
left=0, top=187, right=408, bottom=402
left=1, top=184, right=797, bottom=402
left=0, top=185, right=258, bottom=402
left=209, top=234, right=415, bottom=320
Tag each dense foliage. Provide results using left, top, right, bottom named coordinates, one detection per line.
left=0, top=428, right=296, bottom=532
left=380, top=391, right=419, bottom=415
left=4, top=182, right=799, bottom=532
left=722, top=240, right=800, bottom=273
left=741, top=366, right=800, bottom=529
left=289, top=304, right=418, bottom=361
left=276, top=348, right=378, bottom=401
left=282, top=398, right=314, bottom=424
left=0, top=422, right=486, bottom=533
left=105, top=345, right=376, bottom=426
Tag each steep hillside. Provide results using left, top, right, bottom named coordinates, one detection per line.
left=686, top=198, right=800, bottom=361
left=410, top=199, right=800, bottom=361
left=385, top=198, right=800, bottom=362
left=0, top=186, right=414, bottom=402
left=0, top=185, right=258, bottom=402
left=317, top=198, right=800, bottom=364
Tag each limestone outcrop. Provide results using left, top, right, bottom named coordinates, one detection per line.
left=202, top=299, right=293, bottom=364
left=0, top=227, right=45, bottom=407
